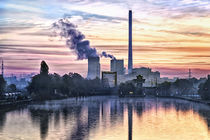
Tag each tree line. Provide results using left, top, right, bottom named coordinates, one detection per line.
left=27, top=61, right=104, bottom=101
left=156, top=77, right=210, bottom=99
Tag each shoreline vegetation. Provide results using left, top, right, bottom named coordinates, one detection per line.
left=1, top=61, right=210, bottom=106
left=27, top=61, right=110, bottom=101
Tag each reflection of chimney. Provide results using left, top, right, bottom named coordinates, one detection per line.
left=128, top=104, right=133, bottom=140
left=128, top=10, right=133, bottom=74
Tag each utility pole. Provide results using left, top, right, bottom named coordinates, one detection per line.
left=1, top=59, right=4, bottom=77
left=189, top=69, right=192, bottom=79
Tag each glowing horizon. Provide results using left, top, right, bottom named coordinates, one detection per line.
left=1, top=0, right=210, bottom=78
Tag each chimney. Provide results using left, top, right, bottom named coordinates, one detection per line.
left=128, top=10, right=133, bottom=74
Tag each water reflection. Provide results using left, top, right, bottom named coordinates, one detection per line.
left=29, top=109, right=53, bottom=139
left=0, top=111, right=6, bottom=132
left=128, top=104, right=132, bottom=140
left=0, top=97, right=210, bottom=140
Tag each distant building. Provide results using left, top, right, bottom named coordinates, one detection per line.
left=4, top=73, right=35, bottom=90
left=102, top=71, right=117, bottom=88
left=132, top=67, right=160, bottom=87
left=132, top=67, right=160, bottom=78
left=110, top=59, right=124, bottom=75
left=87, top=57, right=100, bottom=79
left=118, top=67, right=161, bottom=87
left=159, top=77, right=177, bottom=83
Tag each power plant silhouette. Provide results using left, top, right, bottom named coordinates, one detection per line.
left=87, top=10, right=161, bottom=87
left=87, top=10, right=133, bottom=79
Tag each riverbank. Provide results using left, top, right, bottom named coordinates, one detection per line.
left=174, top=96, right=210, bottom=106
left=119, top=94, right=210, bottom=106
left=156, top=95, right=210, bottom=106
left=0, top=99, right=32, bottom=109
left=1, top=94, right=210, bottom=110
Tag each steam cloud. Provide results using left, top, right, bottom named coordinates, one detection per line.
left=52, top=18, right=116, bottom=60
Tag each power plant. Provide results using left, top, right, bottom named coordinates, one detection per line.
left=87, top=10, right=162, bottom=87
left=87, top=10, right=131, bottom=79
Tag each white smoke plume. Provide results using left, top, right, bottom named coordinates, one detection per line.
left=51, top=18, right=116, bottom=60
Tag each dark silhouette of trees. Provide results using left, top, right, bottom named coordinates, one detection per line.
left=27, top=73, right=53, bottom=100
left=119, top=75, right=145, bottom=96
left=157, top=78, right=203, bottom=96
left=40, top=61, right=49, bottom=75
left=119, top=82, right=135, bottom=96
left=28, top=61, right=55, bottom=100
left=27, top=61, right=104, bottom=101
left=198, top=75, right=210, bottom=100
left=7, top=84, right=17, bottom=92
left=0, top=75, right=6, bottom=94
left=133, top=75, right=145, bottom=95
left=173, top=79, right=193, bottom=95
left=157, top=82, right=171, bottom=96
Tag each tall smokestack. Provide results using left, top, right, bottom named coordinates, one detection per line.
left=128, top=10, right=133, bottom=74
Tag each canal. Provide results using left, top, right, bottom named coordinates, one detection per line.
left=0, top=96, right=210, bottom=140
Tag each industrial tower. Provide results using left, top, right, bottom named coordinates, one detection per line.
left=128, top=10, right=133, bottom=74
left=1, top=59, right=4, bottom=77
left=189, top=69, right=192, bottom=79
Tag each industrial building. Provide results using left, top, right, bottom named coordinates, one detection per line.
left=86, top=10, right=165, bottom=87
left=102, top=71, right=117, bottom=88
left=122, top=67, right=161, bottom=87
left=87, top=57, right=100, bottom=79
left=110, top=59, right=124, bottom=75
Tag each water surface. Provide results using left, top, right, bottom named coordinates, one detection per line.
left=0, top=96, right=210, bottom=140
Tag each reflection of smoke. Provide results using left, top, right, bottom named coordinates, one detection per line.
left=52, top=18, right=115, bottom=60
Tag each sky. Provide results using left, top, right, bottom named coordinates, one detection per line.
left=1, top=0, right=210, bottom=78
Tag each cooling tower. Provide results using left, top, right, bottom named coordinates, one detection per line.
left=87, top=57, right=100, bottom=79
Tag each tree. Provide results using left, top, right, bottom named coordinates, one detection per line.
left=157, top=82, right=171, bottom=96
left=40, top=61, right=49, bottom=75
left=28, top=61, right=54, bottom=100
left=0, top=75, right=6, bottom=94
left=173, top=79, right=193, bottom=95
left=133, top=75, right=145, bottom=95
left=28, top=61, right=106, bottom=100
left=198, top=76, right=210, bottom=100
left=118, top=81, right=135, bottom=96
left=134, top=75, right=145, bottom=83
left=7, top=84, right=17, bottom=92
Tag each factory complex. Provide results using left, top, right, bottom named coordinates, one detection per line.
left=87, top=10, right=172, bottom=87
